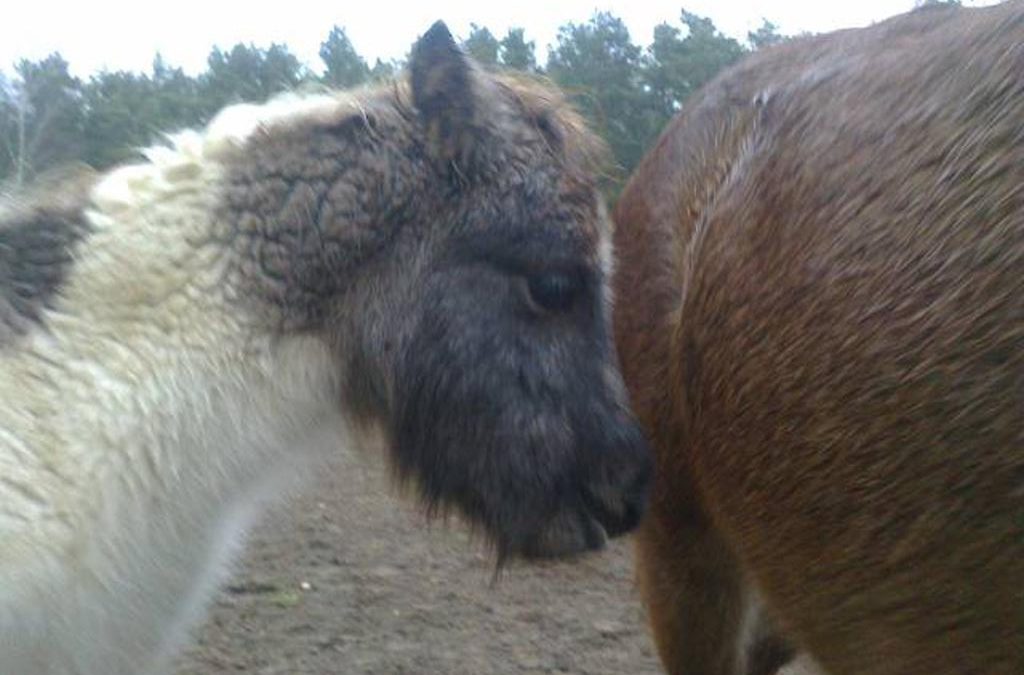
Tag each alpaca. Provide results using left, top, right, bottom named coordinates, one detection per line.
left=0, top=22, right=651, bottom=675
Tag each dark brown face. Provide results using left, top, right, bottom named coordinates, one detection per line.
left=222, top=21, right=652, bottom=560
left=345, top=23, right=651, bottom=560
left=384, top=172, right=651, bottom=560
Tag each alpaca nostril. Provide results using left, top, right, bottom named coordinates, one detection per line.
left=611, top=473, right=648, bottom=536
left=583, top=439, right=652, bottom=538
left=582, top=470, right=649, bottom=539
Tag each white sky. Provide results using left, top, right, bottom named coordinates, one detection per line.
left=0, top=1, right=999, bottom=77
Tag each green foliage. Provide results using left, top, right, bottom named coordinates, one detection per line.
left=547, top=12, right=649, bottom=177
left=0, top=73, right=17, bottom=180
left=80, top=70, right=154, bottom=168
left=544, top=10, right=748, bottom=181
left=369, top=58, right=401, bottom=82
left=2, top=54, right=86, bottom=185
left=500, top=28, right=537, bottom=72
left=149, top=55, right=206, bottom=131
left=0, top=12, right=787, bottom=190
left=463, top=24, right=500, bottom=67
left=644, top=11, right=746, bottom=120
left=748, top=19, right=787, bottom=49
left=465, top=26, right=536, bottom=72
left=76, top=58, right=207, bottom=170
left=320, top=27, right=370, bottom=88
left=201, top=42, right=307, bottom=113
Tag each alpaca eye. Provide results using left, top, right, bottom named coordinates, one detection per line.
left=527, top=272, right=581, bottom=313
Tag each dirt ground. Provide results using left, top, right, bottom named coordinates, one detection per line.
left=175, top=449, right=817, bottom=675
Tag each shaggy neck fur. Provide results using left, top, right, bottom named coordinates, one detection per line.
left=0, top=92, right=369, bottom=675
left=0, top=24, right=624, bottom=672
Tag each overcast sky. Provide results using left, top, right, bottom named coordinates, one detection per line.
left=0, top=1, right=999, bottom=77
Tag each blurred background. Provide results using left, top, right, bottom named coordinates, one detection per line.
left=0, top=1, right=992, bottom=197
left=0, top=2, right=988, bottom=673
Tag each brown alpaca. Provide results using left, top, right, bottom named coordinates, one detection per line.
left=612, top=2, right=1024, bottom=674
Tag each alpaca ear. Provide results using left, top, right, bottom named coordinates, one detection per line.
left=409, top=21, right=484, bottom=166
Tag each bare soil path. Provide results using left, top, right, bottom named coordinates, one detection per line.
left=175, top=449, right=817, bottom=675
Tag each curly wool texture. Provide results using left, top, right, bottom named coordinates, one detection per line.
left=0, top=26, right=629, bottom=674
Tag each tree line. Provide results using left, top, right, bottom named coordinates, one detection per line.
left=2, top=10, right=791, bottom=189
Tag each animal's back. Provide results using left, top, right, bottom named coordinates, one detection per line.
left=614, top=2, right=1024, bottom=673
